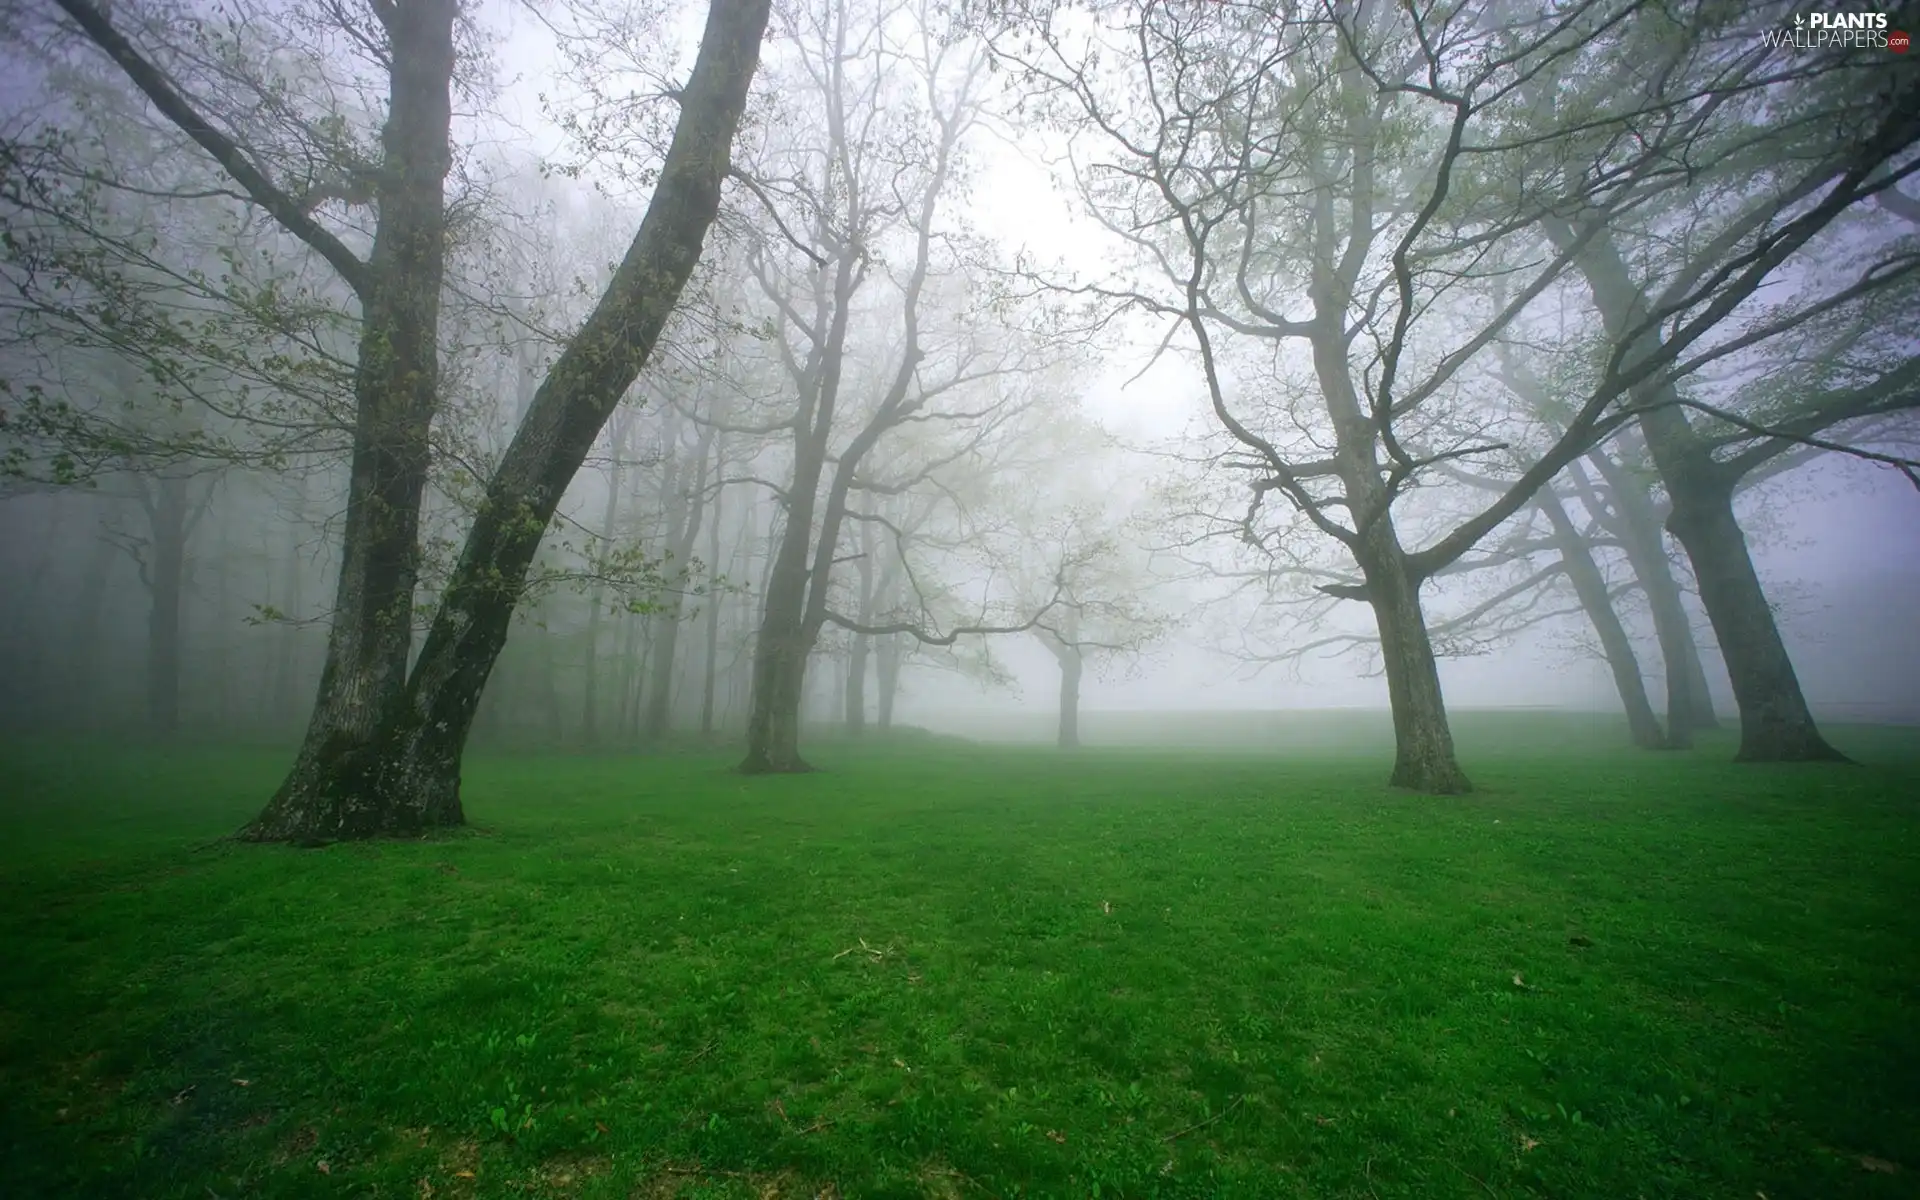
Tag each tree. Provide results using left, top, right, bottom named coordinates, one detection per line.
left=1550, top=220, right=1920, bottom=762
left=244, top=0, right=773, bottom=837
left=998, top=0, right=1920, bottom=791
left=730, top=0, right=1061, bottom=772
left=1031, top=510, right=1168, bottom=748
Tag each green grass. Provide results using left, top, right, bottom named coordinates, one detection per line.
left=1, top=714, right=1917, bottom=1199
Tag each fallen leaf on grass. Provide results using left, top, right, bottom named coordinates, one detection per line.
left=1512, top=974, right=1530, bottom=990
left=595, top=1121, right=609, bottom=1134
left=1860, top=1156, right=1900, bottom=1174
left=1045, top=1130, right=1067, bottom=1144
left=454, top=1169, right=476, bottom=1179
left=231, top=1079, right=250, bottom=1087
left=1519, top=1134, right=1539, bottom=1152
left=316, top=1161, right=330, bottom=1175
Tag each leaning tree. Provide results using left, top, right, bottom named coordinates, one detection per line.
left=40, top=0, right=774, bottom=839
left=996, top=0, right=1920, bottom=791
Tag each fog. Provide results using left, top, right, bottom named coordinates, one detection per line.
left=2, top=0, right=1918, bottom=806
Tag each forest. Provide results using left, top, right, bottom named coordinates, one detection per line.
left=1, top=0, right=1917, bottom=1196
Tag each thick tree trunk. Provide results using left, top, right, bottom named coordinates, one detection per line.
left=1663, top=472, right=1848, bottom=762
left=1537, top=490, right=1665, bottom=749
left=242, top=0, right=770, bottom=840
left=741, top=576, right=816, bottom=771
left=244, top=0, right=461, bottom=840
left=1309, top=318, right=1470, bottom=794
left=875, top=636, right=901, bottom=730
left=1057, top=649, right=1082, bottom=748
left=1361, top=537, right=1472, bottom=793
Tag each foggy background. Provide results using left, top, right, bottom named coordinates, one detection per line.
left=2, top=0, right=1917, bottom=754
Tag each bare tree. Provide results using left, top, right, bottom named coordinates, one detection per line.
left=999, top=0, right=1920, bottom=790
left=731, top=0, right=1059, bottom=772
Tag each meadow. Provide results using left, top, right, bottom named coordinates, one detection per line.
left=1, top=713, right=1916, bottom=1198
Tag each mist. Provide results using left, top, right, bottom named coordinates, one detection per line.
left=2, top=0, right=1918, bottom=1195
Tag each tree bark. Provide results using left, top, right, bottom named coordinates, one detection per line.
left=1359, top=532, right=1472, bottom=793
left=244, top=0, right=461, bottom=839
left=1308, top=315, right=1473, bottom=794
left=1536, top=488, right=1665, bottom=749
left=1664, top=469, right=1848, bottom=762
left=241, top=0, right=771, bottom=840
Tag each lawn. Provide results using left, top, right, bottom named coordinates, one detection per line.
left=1, top=715, right=1917, bottom=1199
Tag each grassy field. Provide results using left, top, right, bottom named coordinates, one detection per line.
left=1, top=714, right=1916, bottom=1199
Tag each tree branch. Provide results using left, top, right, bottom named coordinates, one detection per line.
left=52, top=0, right=374, bottom=296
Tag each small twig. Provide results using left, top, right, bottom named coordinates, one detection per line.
left=1163, top=1094, right=1243, bottom=1143
left=661, top=1164, right=747, bottom=1178
left=831, top=937, right=890, bottom=961
left=684, top=1041, right=716, bottom=1065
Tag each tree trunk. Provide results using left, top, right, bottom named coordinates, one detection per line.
left=581, top=417, right=630, bottom=747
left=1057, top=648, right=1082, bottom=748
left=1361, top=538, right=1472, bottom=793
left=1578, top=449, right=1719, bottom=743
left=845, top=635, right=870, bottom=732
left=700, top=477, right=726, bottom=738
left=643, top=427, right=714, bottom=740
left=245, top=0, right=461, bottom=840
left=241, top=0, right=769, bottom=840
left=741, top=572, right=816, bottom=771
left=875, top=636, right=902, bottom=730
left=1564, top=230, right=1843, bottom=766
left=1663, top=471, right=1848, bottom=762
left=1537, top=489, right=1665, bottom=749
left=1310, top=318, right=1471, bottom=794
left=845, top=534, right=874, bottom=733
left=741, top=244, right=860, bottom=773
